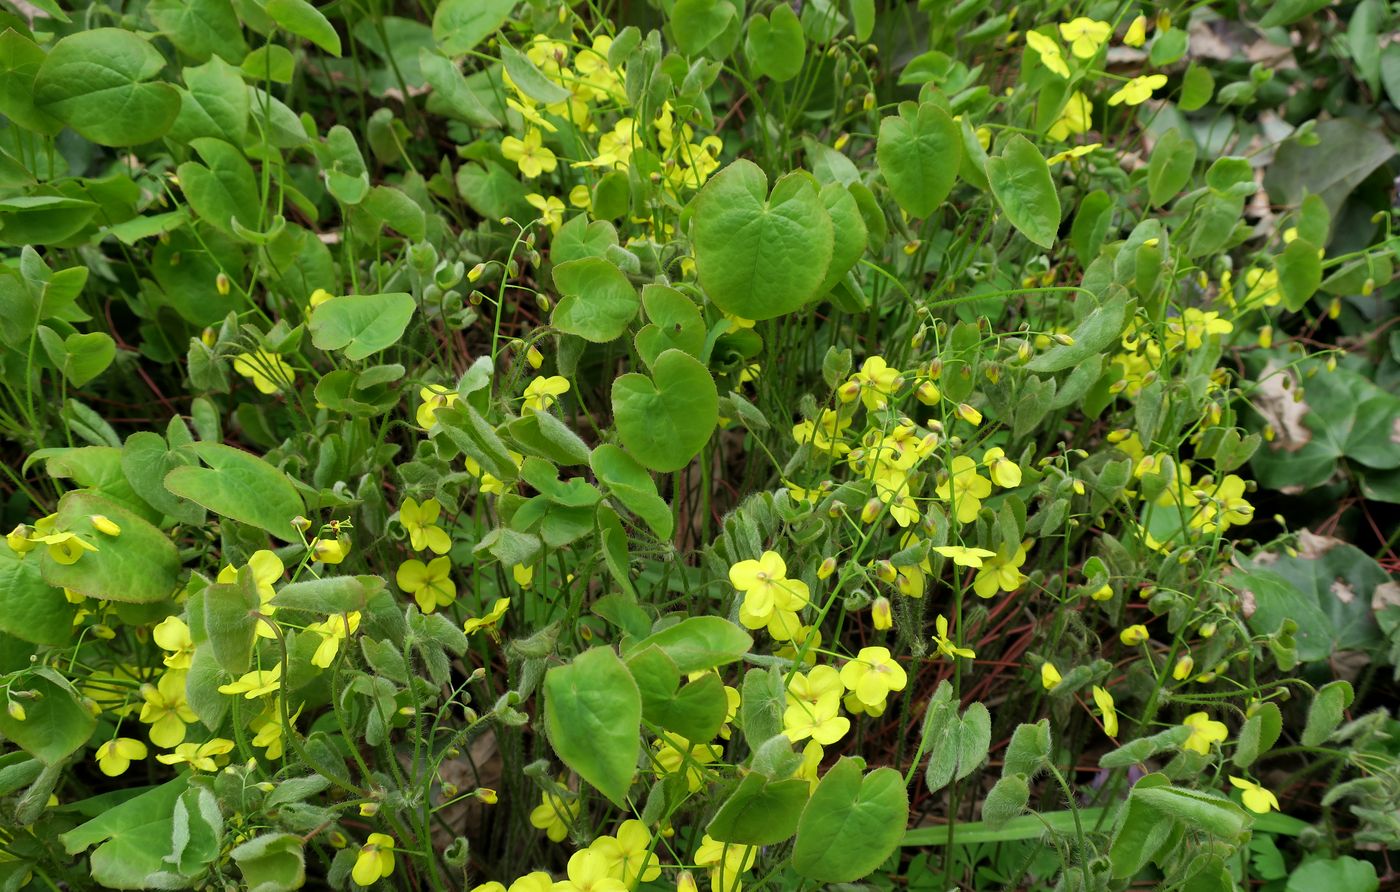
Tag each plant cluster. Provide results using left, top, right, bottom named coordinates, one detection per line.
left=0, top=0, right=1398, bottom=890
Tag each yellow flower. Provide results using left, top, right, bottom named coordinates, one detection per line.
left=39, top=531, right=98, bottom=565
left=352, top=833, right=397, bottom=886
left=525, top=193, right=566, bottom=233
left=1092, top=685, right=1118, bottom=737
left=1047, top=92, right=1092, bottom=141
left=417, top=384, right=458, bottom=429
left=651, top=736, right=723, bottom=791
left=1108, top=74, right=1168, bottom=107
left=1193, top=475, right=1254, bottom=533
left=1058, top=18, right=1111, bottom=58
left=251, top=703, right=299, bottom=759
left=935, top=455, right=992, bottom=524
left=95, top=737, right=147, bottom=776
left=307, top=612, right=360, bottom=669
left=311, top=536, right=350, bottom=564
left=6, top=523, right=35, bottom=554
left=396, top=557, right=457, bottom=614
left=1123, top=15, right=1148, bottom=47
left=152, top=616, right=194, bottom=670
left=139, top=670, right=197, bottom=747
left=501, top=128, right=558, bottom=179
left=218, top=549, right=285, bottom=639
left=871, top=596, right=893, bottom=630
left=568, top=184, right=592, bottom=208
left=842, top=356, right=903, bottom=411
left=983, top=447, right=1023, bottom=488
left=523, top=375, right=570, bottom=413
left=1040, top=662, right=1062, bottom=690
left=218, top=664, right=282, bottom=699
left=932, top=545, right=997, bottom=568
left=931, top=614, right=976, bottom=661
left=1173, top=654, right=1195, bottom=680
left=155, top=737, right=235, bottom=771
left=840, top=646, right=907, bottom=708
left=694, top=834, right=756, bottom=892
left=233, top=350, right=295, bottom=394
left=783, top=696, right=850, bottom=745
left=309, top=287, right=336, bottom=307
left=1165, top=308, right=1233, bottom=351
left=590, top=819, right=661, bottom=886
left=1047, top=143, right=1101, bottom=165
left=400, top=497, right=452, bottom=554
left=529, top=790, right=580, bottom=842
left=1120, top=624, right=1150, bottom=646
left=1024, top=30, right=1070, bottom=78
left=554, top=848, right=628, bottom=892
left=1182, top=712, right=1228, bottom=755
left=972, top=541, right=1028, bottom=598
left=729, top=551, right=810, bottom=627
left=1228, top=776, right=1280, bottom=814
left=463, top=598, right=510, bottom=636
left=89, top=514, right=121, bottom=536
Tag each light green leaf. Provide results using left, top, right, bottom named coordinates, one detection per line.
left=148, top=0, right=247, bottom=63
left=744, top=5, right=805, bottom=82
left=877, top=101, right=961, bottom=219
left=1302, top=680, right=1353, bottom=746
left=177, top=138, right=261, bottom=235
left=1277, top=238, right=1322, bottom=311
left=543, top=646, right=641, bottom=806
left=39, top=328, right=115, bottom=387
left=0, top=548, right=74, bottom=645
left=0, top=668, right=94, bottom=764
left=709, top=772, right=810, bottom=845
left=628, top=647, right=728, bottom=742
left=231, top=832, right=306, bottom=892
left=986, top=134, right=1060, bottom=249
left=0, top=29, right=64, bottom=135
left=1026, top=290, right=1131, bottom=373
left=264, top=0, right=342, bottom=55
left=611, top=349, right=718, bottom=472
left=634, top=284, right=705, bottom=368
left=171, top=57, right=250, bottom=145
left=309, top=292, right=417, bottom=360
left=1147, top=128, right=1197, bottom=207
left=500, top=43, right=570, bottom=104
left=550, top=257, right=640, bottom=343
left=418, top=49, right=499, bottom=127
left=632, top=616, right=752, bottom=673
left=432, top=0, right=515, bottom=56
left=591, top=444, right=673, bottom=539
left=39, top=491, right=182, bottom=604
left=33, top=28, right=180, bottom=146
left=163, top=442, right=305, bottom=541
left=672, top=0, right=736, bottom=55
left=60, top=777, right=189, bottom=889
left=793, top=758, right=909, bottom=882
left=692, top=160, right=834, bottom=321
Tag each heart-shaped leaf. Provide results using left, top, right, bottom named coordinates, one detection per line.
left=591, top=443, right=673, bottom=539
left=817, top=183, right=868, bottom=295
left=263, top=0, right=341, bottom=56
left=177, top=138, right=261, bottom=236
left=551, top=257, right=640, bottom=343
left=744, top=4, right=804, bottom=82
left=164, top=442, right=305, bottom=541
left=543, top=646, right=641, bottom=807
left=309, top=292, right=417, bottom=360
left=877, top=101, right=961, bottom=219
left=634, top=284, right=705, bottom=369
left=611, top=348, right=718, bottom=472
left=39, top=491, right=182, bottom=604
left=792, top=758, right=909, bottom=882
left=692, top=160, right=833, bottom=321
left=986, top=134, right=1061, bottom=249
left=671, top=0, right=736, bottom=55
left=433, top=0, right=516, bottom=56
left=33, top=28, right=180, bottom=146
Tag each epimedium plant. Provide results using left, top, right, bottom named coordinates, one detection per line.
left=0, top=0, right=1398, bottom=890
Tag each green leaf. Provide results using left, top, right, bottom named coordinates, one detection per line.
left=543, top=646, right=642, bottom=807
left=271, top=575, right=372, bottom=614
left=1276, top=238, right=1322, bottom=311
left=177, top=138, right=261, bottom=236
left=163, top=442, right=306, bottom=541
left=1026, top=290, right=1131, bottom=373
left=671, top=0, right=736, bottom=55
left=634, top=284, right=705, bottom=368
left=1179, top=63, right=1214, bottom=111
left=1264, top=118, right=1395, bottom=217
left=241, top=45, right=295, bottom=83
left=1233, top=702, right=1283, bottom=768
left=432, top=0, right=515, bottom=56
left=612, top=349, right=718, bottom=473
left=264, top=0, right=341, bottom=55
left=692, top=160, right=834, bottom=321
left=39, top=328, right=115, bottom=387
left=628, top=646, right=727, bottom=742
left=1302, top=680, right=1353, bottom=746
left=986, top=134, right=1061, bottom=249
left=148, top=0, right=247, bottom=63
left=981, top=773, right=1030, bottom=830
left=1258, top=0, right=1331, bottom=27
left=507, top=412, right=591, bottom=466
left=744, top=4, right=805, bottom=82
left=122, top=431, right=205, bottom=525
left=0, top=548, right=74, bottom=645
left=33, top=28, right=180, bottom=146
left=0, top=668, right=94, bottom=764
left=1286, top=857, right=1378, bottom=892
left=550, top=257, right=640, bottom=343
left=632, top=616, right=752, bottom=672
left=792, top=758, right=909, bottom=883
left=60, top=777, right=189, bottom=889
left=500, top=42, right=570, bottom=104
left=0, top=29, right=63, bottom=135
left=877, top=101, right=961, bottom=219
left=309, top=293, right=416, bottom=361
left=708, top=773, right=810, bottom=845
left=591, top=444, right=673, bottom=539
left=1147, top=128, right=1197, bottom=207
left=196, top=574, right=260, bottom=674
left=39, top=491, right=182, bottom=604
left=171, top=57, right=250, bottom=145
left=418, top=49, right=498, bottom=127
left=231, top=832, right=305, bottom=892
left=817, top=182, right=868, bottom=294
